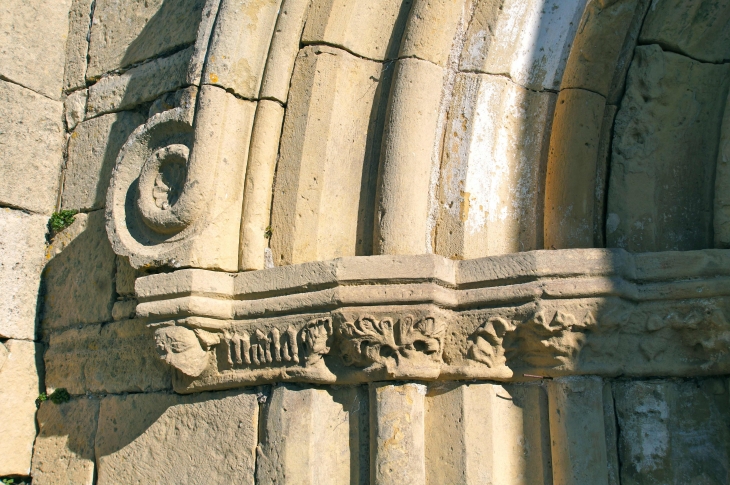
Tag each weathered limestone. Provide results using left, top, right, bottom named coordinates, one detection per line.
left=115, top=256, right=141, bottom=297
left=42, top=211, right=116, bottom=332
left=460, top=0, right=588, bottom=91
left=0, top=340, right=42, bottom=476
left=561, top=0, right=650, bottom=98
left=594, top=106, right=618, bottom=248
left=544, top=89, right=608, bottom=249
left=271, top=46, right=387, bottom=265
left=95, top=390, right=258, bottom=483
left=714, top=89, right=730, bottom=248
left=607, top=45, right=730, bottom=251
left=86, top=0, right=205, bottom=80
left=31, top=399, right=99, bottom=485
left=184, top=0, right=223, bottom=87
left=437, top=73, right=555, bottom=258
left=135, top=248, right=730, bottom=390
left=0, top=80, right=65, bottom=214
left=425, top=383, right=551, bottom=484
left=613, top=378, right=730, bottom=485
left=0, top=0, right=72, bottom=99
left=0, top=342, right=7, bottom=371
left=302, top=0, right=412, bottom=61
left=257, top=384, right=368, bottom=484
left=111, top=298, right=137, bottom=321
left=107, top=85, right=255, bottom=271
left=63, top=0, right=94, bottom=92
left=0, top=208, right=47, bottom=340
left=62, top=111, right=146, bottom=211
left=45, top=318, right=170, bottom=394
left=640, top=0, right=730, bottom=64
left=371, top=383, right=426, bottom=485
left=86, top=46, right=193, bottom=118
left=602, top=382, right=621, bottom=485
left=202, top=0, right=281, bottom=98
left=240, top=100, right=286, bottom=270
left=64, top=89, right=88, bottom=131
left=258, top=0, right=311, bottom=102
left=375, top=58, right=445, bottom=255
left=398, top=0, right=469, bottom=67
left=548, top=376, right=610, bottom=485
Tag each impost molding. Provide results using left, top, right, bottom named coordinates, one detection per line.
left=136, top=248, right=730, bottom=393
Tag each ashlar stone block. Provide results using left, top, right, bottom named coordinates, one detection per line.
left=548, top=376, right=610, bottom=485
left=257, top=384, right=368, bottom=484
left=64, top=0, right=94, bottom=92
left=371, top=382, right=426, bottom=485
left=64, top=88, right=88, bottom=131
left=31, top=398, right=99, bottom=485
left=607, top=45, right=730, bottom=251
left=302, top=0, right=412, bottom=61
left=437, top=72, right=555, bottom=259
left=0, top=340, right=42, bottom=476
left=201, top=0, right=281, bottom=98
left=425, top=382, right=552, bottom=485
left=86, top=46, right=193, bottom=117
left=714, top=87, right=730, bottom=248
left=41, top=211, right=116, bottom=332
left=0, top=80, right=65, bottom=214
left=62, top=111, right=146, bottom=211
left=613, top=378, right=730, bottom=485
left=560, top=0, right=650, bottom=97
left=271, top=45, right=388, bottom=265
left=398, top=0, right=470, bottom=67
left=460, top=0, right=588, bottom=91
left=0, top=0, right=72, bottom=99
left=44, top=319, right=170, bottom=395
left=86, top=0, right=205, bottom=79
left=95, top=390, right=259, bottom=484
left=640, top=0, right=730, bottom=64
left=544, top=88, right=608, bottom=249
left=0, top=208, right=48, bottom=340
left=258, top=0, right=311, bottom=102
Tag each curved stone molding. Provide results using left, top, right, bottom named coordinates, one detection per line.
left=131, top=248, right=730, bottom=392
left=106, top=86, right=255, bottom=270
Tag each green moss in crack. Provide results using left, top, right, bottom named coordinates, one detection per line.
left=49, top=210, right=78, bottom=233
left=49, top=388, right=70, bottom=404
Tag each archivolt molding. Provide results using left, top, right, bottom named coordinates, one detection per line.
left=135, top=248, right=730, bottom=393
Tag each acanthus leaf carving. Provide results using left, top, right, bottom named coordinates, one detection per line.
left=339, top=315, right=446, bottom=369
left=467, top=309, right=598, bottom=370
left=467, top=317, right=514, bottom=368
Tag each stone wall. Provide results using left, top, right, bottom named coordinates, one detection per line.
left=0, top=0, right=729, bottom=483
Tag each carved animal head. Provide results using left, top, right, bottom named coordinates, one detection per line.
left=154, top=326, right=209, bottom=377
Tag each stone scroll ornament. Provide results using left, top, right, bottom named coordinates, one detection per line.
left=105, top=0, right=256, bottom=273
left=105, top=83, right=253, bottom=271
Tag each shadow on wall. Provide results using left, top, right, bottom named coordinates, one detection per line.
left=121, top=0, right=207, bottom=69
left=38, top=0, right=206, bottom=471
left=35, top=0, right=730, bottom=482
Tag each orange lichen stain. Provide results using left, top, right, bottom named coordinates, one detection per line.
left=71, top=132, right=79, bottom=138
left=460, top=191, right=470, bottom=222
left=382, top=425, right=404, bottom=451
left=209, top=73, right=219, bottom=84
